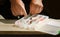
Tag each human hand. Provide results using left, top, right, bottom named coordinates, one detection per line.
left=30, top=0, right=43, bottom=15
left=10, top=0, right=27, bottom=16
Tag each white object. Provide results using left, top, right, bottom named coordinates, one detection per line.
left=15, top=15, right=60, bottom=35
left=15, top=15, right=49, bottom=29
left=35, top=20, right=60, bottom=35
left=0, top=15, right=5, bottom=19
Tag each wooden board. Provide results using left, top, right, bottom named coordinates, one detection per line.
left=0, top=19, right=46, bottom=34
left=0, top=19, right=60, bottom=34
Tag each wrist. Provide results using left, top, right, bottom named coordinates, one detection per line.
left=31, top=0, right=43, bottom=6
left=31, top=0, right=42, bottom=3
left=32, top=0, right=42, bottom=2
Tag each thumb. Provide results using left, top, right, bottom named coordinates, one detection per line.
left=23, top=9, right=27, bottom=17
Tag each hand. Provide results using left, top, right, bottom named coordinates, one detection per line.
left=10, top=0, right=27, bottom=16
left=30, top=0, right=43, bottom=15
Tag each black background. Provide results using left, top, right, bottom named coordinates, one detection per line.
left=42, top=0, right=60, bottom=19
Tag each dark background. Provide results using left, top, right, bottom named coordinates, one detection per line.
left=42, top=0, right=60, bottom=19
left=0, top=0, right=60, bottom=19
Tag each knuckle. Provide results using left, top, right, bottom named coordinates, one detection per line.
left=41, top=5, right=44, bottom=8
left=39, top=4, right=43, bottom=8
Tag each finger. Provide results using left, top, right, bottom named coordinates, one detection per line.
left=30, top=5, right=38, bottom=15
left=11, top=6, right=18, bottom=16
left=19, top=5, right=27, bottom=17
left=35, top=6, right=41, bottom=13
left=15, top=6, right=24, bottom=15
left=33, top=5, right=43, bottom=14
left=13, top=6, right=21, bottom=16
left=11, top=9, right=16, bottom=16
left=30, top=4, right=35, bottom=15
left=15, top=4, right=25, bottom=16
left=17, top=3, right=27, bottom=16
left=23, top=9, right=27, bottom=17
left=39, top=6, right=43, bottom=13
left=11, top=5, right=22, bottom=16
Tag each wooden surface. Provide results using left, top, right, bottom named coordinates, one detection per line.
left=0, top=19, right=46, bottom=34
left=0, top=19, right=60, bottom=35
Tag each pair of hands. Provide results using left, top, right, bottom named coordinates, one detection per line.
left=10, top=0, right=43, bottom=17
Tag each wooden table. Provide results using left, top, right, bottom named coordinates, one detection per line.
left=0, top=19, right=46, bottom=34
left=0, top=19, right=60, bottom=35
